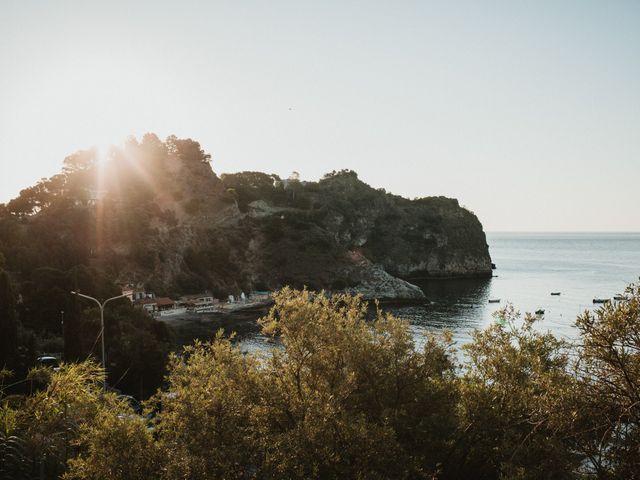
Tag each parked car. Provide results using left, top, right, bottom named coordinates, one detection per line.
left=36, top=355, right=60, bottom=371
left=117, top=394, right=143, bottom=415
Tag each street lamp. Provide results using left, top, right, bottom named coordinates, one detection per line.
left=71, top=291, right=126, bottom=386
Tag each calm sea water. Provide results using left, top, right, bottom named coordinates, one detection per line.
left=387, top=232, right=640, bottom=346
left=235, top=233, right=640, bottom=352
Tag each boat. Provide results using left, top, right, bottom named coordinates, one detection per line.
left=535, top=309, right=545, bottom=315
left=592, top=298, right=610, bottom=304
left=195, top=305, right=219, bottom=313
left=159, top=307, right=188, bottom=317
left=488, top=299, right=500, bottom=304
left=550, top=292, right=561, bottom=296
left=613, top=294, right=629, bottom=301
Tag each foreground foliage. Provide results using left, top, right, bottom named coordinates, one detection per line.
left=2, top=287, right=640, bottom=479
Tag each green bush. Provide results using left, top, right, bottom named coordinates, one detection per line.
left=2, top=287, right=640, bottom=479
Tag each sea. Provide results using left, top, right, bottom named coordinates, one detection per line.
left=236, top=232, right=640, bottom=352
left=388, top=232, right=640, bottom=347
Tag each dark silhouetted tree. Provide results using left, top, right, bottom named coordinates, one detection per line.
left=0, top=269, right=18, bottom=369
left=63, top=279, right=84, bottom=362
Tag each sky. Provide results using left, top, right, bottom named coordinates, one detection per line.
left=0, top=1, right=638, bottom=232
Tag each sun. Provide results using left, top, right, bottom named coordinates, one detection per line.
left=94, top=143, right=113, bottom=167
left=93, top=142, right=118, bottom=202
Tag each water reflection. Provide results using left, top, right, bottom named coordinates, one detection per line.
left=385, top=278, right=492, bottom=345
left=168, top=279, right=496, bottom=354
left=233, top=279, right=495, bottom=354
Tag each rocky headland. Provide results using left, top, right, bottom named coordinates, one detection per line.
left=0, top=134, right=492, bottom=301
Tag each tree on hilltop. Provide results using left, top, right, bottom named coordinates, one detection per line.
left=166, top=135, right=211, bottom=163
left=62, top=148, right=97, bottom=175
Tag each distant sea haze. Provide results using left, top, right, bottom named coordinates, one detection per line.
left=381, top=232, right=640, bottom=346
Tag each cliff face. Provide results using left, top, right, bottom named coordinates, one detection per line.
left=299, top=172, right=492, bottom=280
left=0, top=136, right=492, bottom=301
left=208, top=169, right=492, bottom=299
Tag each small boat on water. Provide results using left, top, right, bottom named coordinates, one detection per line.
left=593, top=298, right=610, bottom=304
left=613, top=294, right=629, bottom=301
left=550, top=292, right=561, bottom=296
left=488, top=299, right=500, bottom=304
left=535, top=309, right=545, bottom=315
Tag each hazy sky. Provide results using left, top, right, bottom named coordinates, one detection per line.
left=1, top=1, right=638, bottom=231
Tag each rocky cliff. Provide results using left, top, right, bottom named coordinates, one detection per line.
left=0, top=135, right=492, bottom=301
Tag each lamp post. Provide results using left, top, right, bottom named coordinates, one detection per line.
left=71, top=291, right=126, bottom=386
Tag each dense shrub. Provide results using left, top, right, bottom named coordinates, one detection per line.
left=1, top=287, right=640, bottom=479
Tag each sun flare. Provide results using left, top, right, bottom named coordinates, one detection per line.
left=94, top=143, right=114, bottom=168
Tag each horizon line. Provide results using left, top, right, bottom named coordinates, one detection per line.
left=487, top=230, right=640, bottom=234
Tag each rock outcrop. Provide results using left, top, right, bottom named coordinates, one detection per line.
left=208, top=170, right=491, bottom=299
left=301, top=172, right=492, bottom=281
left=342, top=251, right=426, bottom=301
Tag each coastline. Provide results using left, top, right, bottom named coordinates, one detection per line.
left=155, top=295, right=432, bottom=349
left=156, top=303, right=273, bottom=347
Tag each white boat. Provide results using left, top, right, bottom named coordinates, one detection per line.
left=195, top=305, right=218, bottom=313
left=159, top=307, right=188, bottom=317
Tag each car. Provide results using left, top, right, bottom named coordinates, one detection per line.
left=117, top=394, right=143, bottom=415
left=36, top=355, right=60, bottom=371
